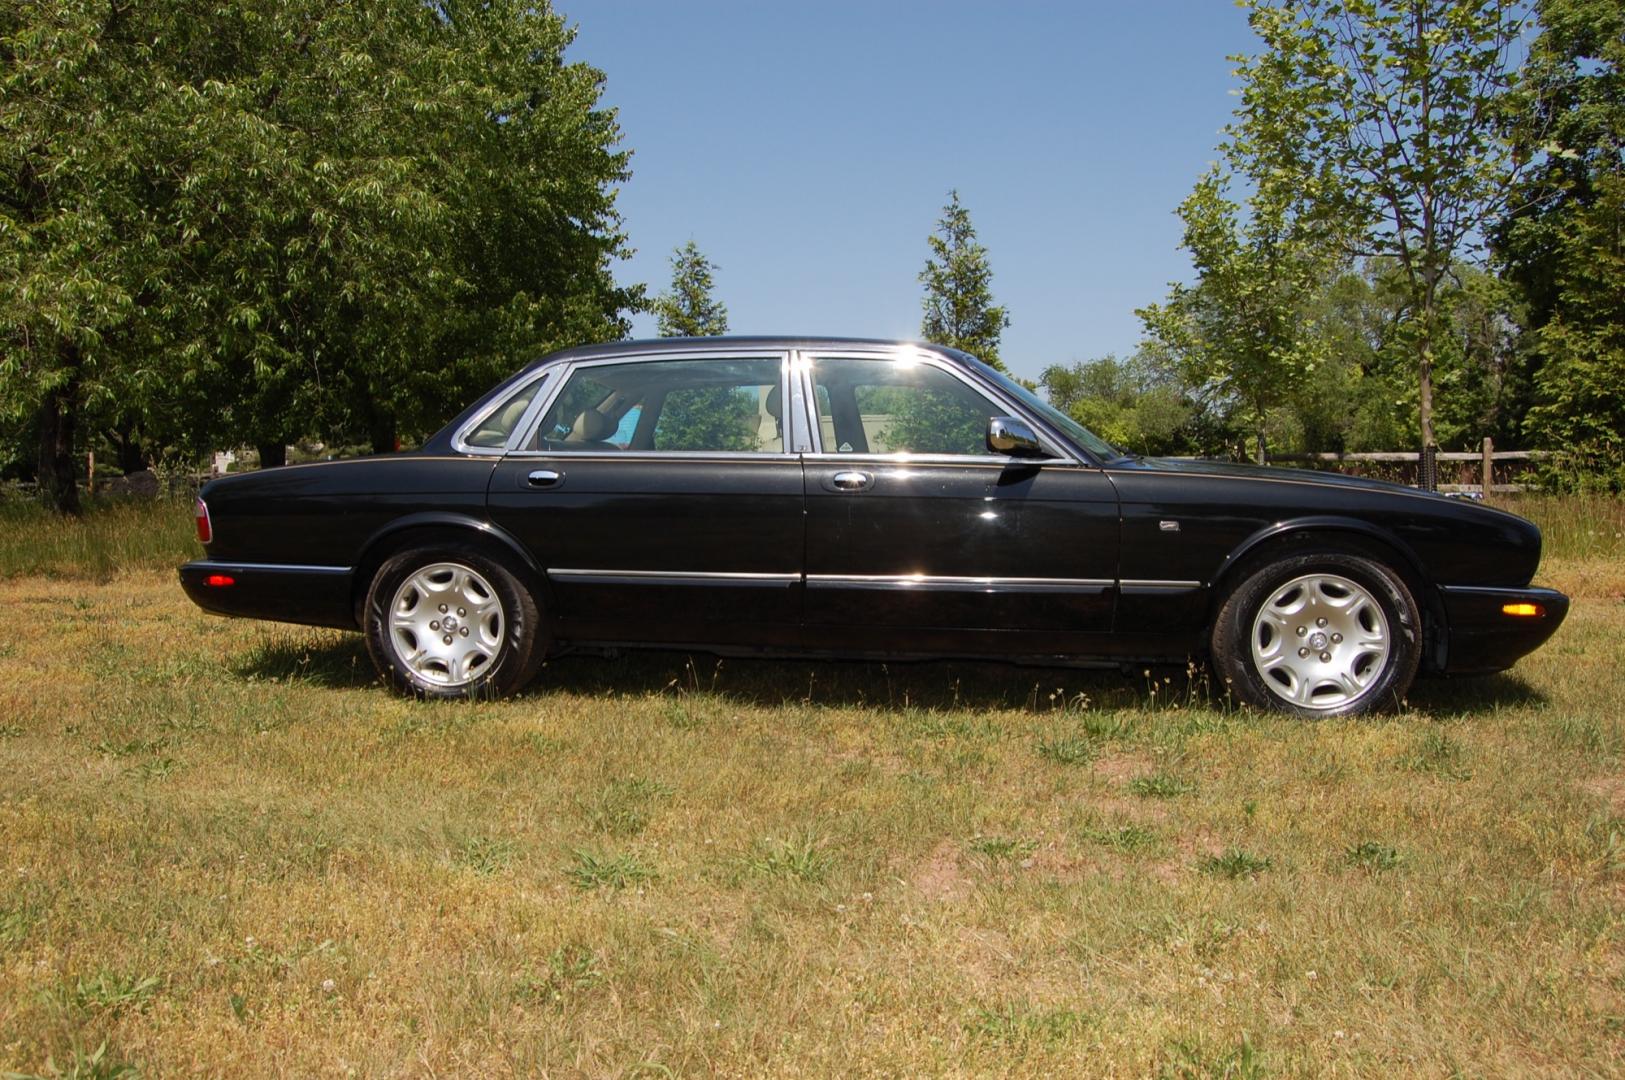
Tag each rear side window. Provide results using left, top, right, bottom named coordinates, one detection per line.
left=462, top=375, right=547, bottom=449
left=528, top=357, right=786, bottom=453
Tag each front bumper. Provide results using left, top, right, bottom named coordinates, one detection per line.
left=1436, top=585, right=1570, bottom=675
left=179, top=561, right=358, bottom=630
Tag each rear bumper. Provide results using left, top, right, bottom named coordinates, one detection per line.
left=178, top=561, right=357, bottom=630
left=1436, top=585, right=1569, bottom=675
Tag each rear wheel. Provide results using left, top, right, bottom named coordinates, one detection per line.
left=1211, top=550, right=1421, bottom=717
left=363, top=546, right=544, bottom=698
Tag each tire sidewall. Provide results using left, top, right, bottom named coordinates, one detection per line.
left=363, top=545, right=542, bottom=699
left=1214, top=551, right=1421, bottom=718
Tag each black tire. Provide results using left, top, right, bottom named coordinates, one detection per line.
left=1211, top=549, right=1421, bottom=718
left=363, top=544, right=546, bottom=699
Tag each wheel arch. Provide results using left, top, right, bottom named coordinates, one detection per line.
left=1208, top=518, right=1446, bottom=670
left=350, top=513, right=552, bottom=625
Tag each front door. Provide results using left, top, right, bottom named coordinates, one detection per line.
left=487, top=351, right=804, bottom=648
left=799, top=351, right=1119, bottom=651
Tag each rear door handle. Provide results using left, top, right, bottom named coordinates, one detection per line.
left=827, top=470, right=873, bottom=492
left=526, top=469, right=563, bottom=489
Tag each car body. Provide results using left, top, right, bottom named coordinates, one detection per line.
left=180, top=337, right=1568, bottom=714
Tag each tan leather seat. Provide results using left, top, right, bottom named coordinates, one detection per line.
left=565, top=408, right=618, bottom=448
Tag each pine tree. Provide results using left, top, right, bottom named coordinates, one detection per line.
left=919, top=192, right=1011, bottom=371
left=652, top=240, right=729, bottom=337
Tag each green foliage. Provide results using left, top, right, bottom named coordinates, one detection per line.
left=652, top=240, right=729, bottom=337
left=565, top=848, right=655, bottom=890
left=869, top=385, right=987, bottom=456
left=1138, top=160, right=1341, bottom=462
left=1235, top=0, right=1528, bottom=452
left=1, top=0, right=639, bottom=509
left=1040, top=350, right=1198, bottom=456
left=1499, top=0, right=1625, bottom=489
left=919, top=191, right=1010, bottom=371
left=652, top=386, right=760, bottom=452
left=1345, top=841, right=1403, bottom=871
left=1196, top=848, right=1272, bottom=879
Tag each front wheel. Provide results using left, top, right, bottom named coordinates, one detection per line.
left=1211, top=550, right=1421, bottom=717
left=363, top=546, right=544, bottom=699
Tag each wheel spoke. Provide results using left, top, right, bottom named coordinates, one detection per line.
left=1250, top=570, right=1392, bottom=713
left=385, top=561, right=508, bottom=690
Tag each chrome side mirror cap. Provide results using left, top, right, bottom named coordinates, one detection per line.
left=987, top=416, right=1045, bottom=457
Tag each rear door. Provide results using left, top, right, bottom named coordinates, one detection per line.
left=798, top=350, right=1120, bottom=649
left=487, top=350, right=805, bottom=648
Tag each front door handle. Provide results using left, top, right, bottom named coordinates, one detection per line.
left=526, top=469, right=563, bottom=489
left=829, top=470, right=873, bottom=492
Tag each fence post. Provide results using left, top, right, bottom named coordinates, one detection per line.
left=1481, top=436, right=1493, bottom=498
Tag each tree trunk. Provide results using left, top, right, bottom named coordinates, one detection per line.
left=36, top=360, right=82, bottom=516
left=1418, top=341, right=1437, bottom=450
left=369, top=410, right=398, bottom=456
left=257, top=442, right=287, bottom=469
left=110, top=422, right=147, bottom=474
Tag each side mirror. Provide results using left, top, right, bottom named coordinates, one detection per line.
left=987, top=416, right=1045, bottom=457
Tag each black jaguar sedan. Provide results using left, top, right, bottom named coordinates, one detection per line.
left=180, top=337, right=1567, bottom=716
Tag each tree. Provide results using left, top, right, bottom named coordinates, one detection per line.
left=1138, top=164, right=1341, bottom=462
left=1498, top=0, right=1625, bottom=487
left=1040, top=350, right=1198, bottom=456
left=652, top=240, right=729, bottom=337
left=1236, top=0, right=1528, bottom=461
left=919, top=191, right=1011, bottom=371
left=1, top=0, right=639, bottom=508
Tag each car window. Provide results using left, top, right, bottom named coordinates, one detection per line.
left=462, top=374, right=547, bottom=449
left=811, top=356, right=1002, bottom=456
left=528, top=357, right=785, bottom=453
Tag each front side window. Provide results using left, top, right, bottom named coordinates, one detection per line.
left=526, top=356, right=785, bottom=453
left=462, top=374, right=547, bottom=449
left=811, top=356, right=1004, bottom=456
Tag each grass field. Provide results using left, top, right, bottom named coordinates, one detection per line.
left=0, top=495, right=1621, bottom=1076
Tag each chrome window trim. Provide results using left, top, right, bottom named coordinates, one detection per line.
left=800, top=452, right=1075, bottom=469
left=451, top=371, right=553, bottom=456
left=798, top=346, right=1079, bottom=465
left=509, top=349, right=795, bottom=458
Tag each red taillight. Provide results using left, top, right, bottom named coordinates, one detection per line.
left=204, top=573, right=235, bottom=588
left=195, top=498, right=212, bottom=544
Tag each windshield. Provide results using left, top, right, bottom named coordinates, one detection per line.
left=964, top=354, right=1123, bottom=460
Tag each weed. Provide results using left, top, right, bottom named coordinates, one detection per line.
left=1130, top=773, right=1195, bottom=799
left=93, top=738, right=166, bottom=759
left=1158, top=1032, right=1265, bottom=1079
left=0, top=905, right=40, bottom=947
left=1198, top=849, right=1272, bottom=879
left=126, top=758, right=177, bottom=781
left=1585, top=815, right=1625, bottom=874
left=968, top=835, right=1038, bottom=863
left=0, top=724, right=22, bottom=738
left=1036, top=732, right=1097, bottom=765
left=966, top=1003, right=1090, bottom=1046
left=1400, top=728, right=1472, bottom=780
left=584, top=777, right=673, bottom=838
left=745, top=832, right=833, bottom=882
left=65, top=971, right=161, bottom=1014
left=565, top=849, right=656, bottom=891
left=1081, top=824, right=1160, bottom=854
left=6, top=1040, right=140, bottom=1079
left=453, top=835, right=516, bottom=876
left=1345, top=841, right=1402, bottom=872
left=516, top=943, right=603, bottom=1006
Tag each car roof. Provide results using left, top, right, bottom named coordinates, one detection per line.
left=522, top=336, right=968, bottom=372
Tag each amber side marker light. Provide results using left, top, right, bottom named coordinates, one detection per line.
left=1502, top=602, right=1544, bottom=617
left=204, top=574, right=236, bottom=588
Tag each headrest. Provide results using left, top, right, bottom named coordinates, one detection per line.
left=571, top=409, right=615, bottom=441
left=765, top=384, right=781, bottom=418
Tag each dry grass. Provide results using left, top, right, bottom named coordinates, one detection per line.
left=0, top=499, right=1620, bottom=1076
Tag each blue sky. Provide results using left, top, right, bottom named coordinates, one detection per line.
left=564, top=2, right=1259, bottom=381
